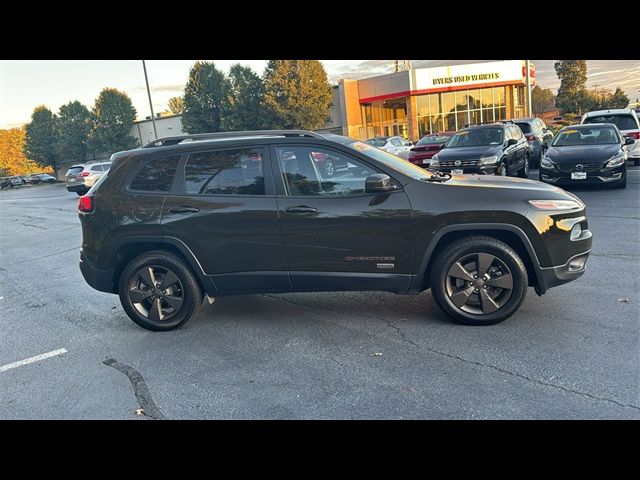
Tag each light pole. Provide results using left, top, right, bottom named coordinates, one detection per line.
left=142, top=60, right=158, bottom=140
left=525, top=60, right=532, bottom=116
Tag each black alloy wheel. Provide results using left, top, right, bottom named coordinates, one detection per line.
left=119, top=251, right=202, bottom=331
left=518, top=153, right=530, bottom=178
left=499, top=162, right=508, bottom=176
left=430, top=236, right=528, bottom=325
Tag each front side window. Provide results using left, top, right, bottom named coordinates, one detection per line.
left=185, top=148, right=265, bottom=195
left=130, top=155, right=181, bottom=192
left=276, top=146, right=375, bottom=196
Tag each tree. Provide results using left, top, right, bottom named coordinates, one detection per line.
left=609, top=87, right=630, bottom=109
left=0, top=127, right=41, bottom=176
left=182, top=61, right=230, bottom=133
left=55, top=101, right=92, bottom=164
left=167, top=96, right=184, bottom=115
left=262, top=60, right=333, bottom=130
left=24, top=106, right=59, bottom=172
left=222, top=64, right=265, bottom=131
left=90, top=88, right=138, bottom=155
left=531, top=86, right=555, bottom=114
left=554, top=60, right=588, bottom=114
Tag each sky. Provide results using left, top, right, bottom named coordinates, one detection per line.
left=1, top=59, right=639, bottom=129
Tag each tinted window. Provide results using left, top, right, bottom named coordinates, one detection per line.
left=447, top=128, right=503, bottom=147
left=552, top=127, right=620, bottom=146
left=66, top=166, right=83, bottom=176
left=345, top=141, right=429, bottom=180
left=583, top=114, right=638, bottom=131
left=130, top=155, right=180, bottom=192
left=366, top=138, right=387, bottom=147
left=515, top=122, right=532, bottom=134
left=90, top=165, right=103, bottom=172
left=417, top=134, right=451, bottom=145
left=276, top=146, right=375, bottom=196
left=185, top=148, right=264, bottom=195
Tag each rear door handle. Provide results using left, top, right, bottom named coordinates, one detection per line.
left=169, top=206, right=199, bottom=214
left=285, top=206, right=318, bottom=214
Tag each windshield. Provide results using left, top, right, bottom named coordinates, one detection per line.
left=583, top=115, right=637, bottom=131
left=417, top=134, right=451, bottom=145
left=365, top=138, right=387, bottom=147
left=552, top=127, right=620, bottom=146
left=551, top=126, right=620, bottom=147
left=346, top=141, right=430, bottom=180
left=446, top=128, right=503, bottom=148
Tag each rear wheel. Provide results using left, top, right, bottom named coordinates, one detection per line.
left=634, top=158, right=639, bottom=167
left=118, top=250, right=202, bottom=331
left=498, top=161, right=508, bottom=176
left=430, top=236, right=528, bottom=325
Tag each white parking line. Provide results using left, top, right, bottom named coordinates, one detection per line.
left=0, top=348, right=67, bottom=373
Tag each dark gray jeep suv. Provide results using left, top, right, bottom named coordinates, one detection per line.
left=78, top=130, right=592, bottom=331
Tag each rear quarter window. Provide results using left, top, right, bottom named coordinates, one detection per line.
left=129, top=155, right=181, bottom=192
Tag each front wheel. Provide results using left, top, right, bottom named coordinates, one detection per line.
left=429, top=236, right=528, bottom=325
left=118, top=250, right=202, bottom=331
left=498, top=162, right=508, bottom=176
left=517, top=154, right=530, bottom=178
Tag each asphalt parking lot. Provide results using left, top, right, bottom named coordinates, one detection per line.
left=1, top=169, right=638, bottom=419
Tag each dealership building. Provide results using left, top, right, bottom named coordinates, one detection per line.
left=318, top=60, right=535, bottom=141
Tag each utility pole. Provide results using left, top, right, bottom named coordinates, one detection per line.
left=525, top=60, right=532, bottom=116
left=142, top=60, right=158, bottom=140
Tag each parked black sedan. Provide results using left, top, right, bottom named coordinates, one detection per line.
left=539, top=124, right=631, bottom=189
left=429, top=123, right=530, bottom=177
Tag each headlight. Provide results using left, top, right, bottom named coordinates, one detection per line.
left=430, top=156, right=439, bottom=167
left=528, top=199, right=582, bottom=210
left=540, top=156, right=554, bottom=168
left=478, top=155, right=498, bottom=166
left=606, top=151, right=626, bottom=168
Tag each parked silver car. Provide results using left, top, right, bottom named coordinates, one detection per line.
left=65, top=162, right=111, bottom=195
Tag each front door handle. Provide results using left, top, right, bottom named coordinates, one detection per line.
left=285, top=206, right=318, bottom=214
left=169, top=206, right=199, bottom=214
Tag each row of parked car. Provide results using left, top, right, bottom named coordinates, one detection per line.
left=64, top=161, right=112, bottom=195
left=366, top=108, right=640, bottom=189
left=0, top=173, right=57, bottom=189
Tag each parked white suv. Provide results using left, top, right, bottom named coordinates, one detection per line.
left=65, top=162, right=111, bottom=195
left=581, top=109, right=640, bottom=166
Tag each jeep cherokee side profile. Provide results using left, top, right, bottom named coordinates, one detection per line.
left=78, top=130, right=592, bottom=331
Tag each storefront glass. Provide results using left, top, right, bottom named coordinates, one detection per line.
left=415, top=86, right=509, bottom=137
left=361, top=98, right=408, bottom=140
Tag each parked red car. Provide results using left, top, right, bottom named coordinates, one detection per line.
left=407, top=132, right=455, bottom=167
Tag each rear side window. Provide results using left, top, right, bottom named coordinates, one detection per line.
left=66, top=166, right=83, bottom=176
left=515, top=122, right=532, bottom=134
left=129, top=155, right=180, bottom=192
left=185, top=147, right=265, bottom=195
left=90, top=165, right=103, bottom=172
left=583, top=114, right=638, bottom=130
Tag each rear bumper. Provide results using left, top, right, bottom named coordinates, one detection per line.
left=80, top=250, right=115, bottom=293
left=535, top=250, right=590, bottom=295
left=66, top=183, right=86, bottom=192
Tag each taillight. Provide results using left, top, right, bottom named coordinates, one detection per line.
left=525, top=134, right=537, bottom=142
left=81, top=172, right=90, bottom=177
left=78, top=195, right=94, bottom=213
left=625, top=132, right=640, bottom=140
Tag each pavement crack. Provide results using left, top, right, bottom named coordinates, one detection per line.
left=385, top=322, right=640, bottom=412
left=103, top=358, right=166, bottom=420
left=12, top=246, right=80, bottom=265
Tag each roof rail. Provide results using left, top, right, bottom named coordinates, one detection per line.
left=464, top=121, right=512, bottom=128
left=142, top=130, right=325, bottom=148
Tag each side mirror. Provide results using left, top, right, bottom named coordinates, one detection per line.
left=624, top=137, right=635, bottom=146
left=365, top=173, right=396, bottom=193
left=506, top=138, right=518, bottom=147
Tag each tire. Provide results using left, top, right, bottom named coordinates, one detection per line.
left=634, top=158, right=639, bottom=167
left=498, top=161, right=508, bottom=177
left=614, top=173, right=627, bottom=189
left=118, top=250, right=202, bottom=331
left=517, top=153, right=530, bottom=178
left=429, top=236, right=528, bottom=325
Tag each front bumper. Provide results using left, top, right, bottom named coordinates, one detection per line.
left=540, top=165, right=625, bottom=185
left=80, top=250, right=115, bottom=293
left=536, top=250, right=590, bottom=295
left=434, top=164, right=497, bottom=175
